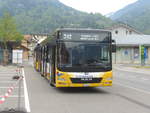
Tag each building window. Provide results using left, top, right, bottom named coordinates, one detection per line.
left=134, top=48, right=139, bottom=59
left=126, top=31, right=128, bottom=35
left=124, top=49, right=129, bottom=55
left=144, top=47, right=148, bottom=59
left=115, top=30, right=118, bottom=34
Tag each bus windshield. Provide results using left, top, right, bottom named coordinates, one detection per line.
left=57, top=41, right=111, bottom=71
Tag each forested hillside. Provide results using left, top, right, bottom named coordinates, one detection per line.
left=111, top=0, right=150, bottom=34
left=0, top=0, right=114, bottom=34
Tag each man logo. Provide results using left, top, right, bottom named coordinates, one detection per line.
left=85, top=72, right=89, bottom=76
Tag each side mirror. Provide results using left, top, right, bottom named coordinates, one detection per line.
left=112, top=39, right=116, bottom=53
left=112, top=39, right=115, bottom=43
left=112, top=44, right=116, bottom=52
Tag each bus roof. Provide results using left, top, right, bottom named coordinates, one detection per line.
left=56, top=28, right=111, bottom=33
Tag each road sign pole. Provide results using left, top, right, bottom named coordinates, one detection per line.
left=139, top=45, right=145, bottom=66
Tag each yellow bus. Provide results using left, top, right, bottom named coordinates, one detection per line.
left=34, top=28, right=115, bottom=87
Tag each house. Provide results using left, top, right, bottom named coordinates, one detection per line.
left=0, top=35, right=31, bottom=64
left=13, top=34, right=48, bottom=63
left=21, top=35, right=31, bottom=61
left=106, top=24, right=143, bottom=38
left=0, top=41, right=20, bottom=64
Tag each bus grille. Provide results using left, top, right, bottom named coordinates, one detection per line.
left=71, top=78, right=102, bottom=83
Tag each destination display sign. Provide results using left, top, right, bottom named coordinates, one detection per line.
left=59, top=31, right=110, bottom=42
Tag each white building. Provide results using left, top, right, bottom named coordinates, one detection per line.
left=106, top=24, right=142, bottom=38
left=106, top=24, right=150, bottom=64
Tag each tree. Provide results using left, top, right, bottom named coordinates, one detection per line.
left=0, top=12, right=23, bottom=65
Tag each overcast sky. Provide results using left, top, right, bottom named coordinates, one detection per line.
left=59, top=0, right=138, bottom=15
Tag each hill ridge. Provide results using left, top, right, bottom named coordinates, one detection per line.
left=0, top=0, right=114, bottom=34
left=111, top=0, right=150, bottom=34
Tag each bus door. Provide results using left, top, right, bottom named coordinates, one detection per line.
left=46, top=46, right=50, bottom=78
left=46, top=47, right=50, bottom=79
left=44, top=46, right=48, bottom=76
left=49, top=47, right=56, bottom=84
left=41, top=46, right=45, bottom=76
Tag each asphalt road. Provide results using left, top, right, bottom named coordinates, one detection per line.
left=23, top=65, right=150, bottom=113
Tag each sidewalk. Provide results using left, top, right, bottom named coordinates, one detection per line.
left=113, top=64, right=150, bottom=75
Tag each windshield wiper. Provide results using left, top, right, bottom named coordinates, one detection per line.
left=86, top=62, right=110, bottom=68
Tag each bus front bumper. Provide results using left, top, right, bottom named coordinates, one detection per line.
left=55, top=80, right=112, bottom=87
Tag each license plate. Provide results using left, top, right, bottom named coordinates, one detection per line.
left=81, top=78, right=93, bottom=81
left=83, top=84, right=90, bottom=87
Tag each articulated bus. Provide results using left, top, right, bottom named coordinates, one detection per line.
left=34, top=28, right=114, bottom=87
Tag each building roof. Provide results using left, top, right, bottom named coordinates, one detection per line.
left=30, top=33, right=49, bottom=36
left=106, top=24, right=143, bottom=35
left=114, top=35, right=150, bottom=46
left=20, top=45, right=30, bottom=50
left=24, top=35, right=32, bottom=42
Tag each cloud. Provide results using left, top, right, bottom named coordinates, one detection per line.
left=59, top=0, right=138, bottom=15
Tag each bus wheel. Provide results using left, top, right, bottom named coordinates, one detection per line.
left=49, top=78, right=55, bottom=87
left=41, top=74, right=44, bottom=77
left=50, top=81, right=55, bottom=87
left=50, top=83, right=55, bottom=87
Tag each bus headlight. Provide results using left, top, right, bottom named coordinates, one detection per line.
left=57, top=72, right=64, bottom=76
left=58, top=78, right=66, bottom=81
left=106, top=77, right=113, bottom=80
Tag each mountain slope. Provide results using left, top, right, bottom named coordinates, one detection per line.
left=111, top=0, right=150, bottom=34
left=0, top=0, right=114, bottom=34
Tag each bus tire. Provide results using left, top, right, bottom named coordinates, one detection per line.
left=50, top=83, right=55, bottom=87
left=49, top=79, right=55, bottom=87
left=49, top=74, right=55, bottom=87
left=41, top=74, right=44, bottom=77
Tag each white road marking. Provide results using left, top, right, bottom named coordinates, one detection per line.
left=129, top=76, right=137, bottom=78
left=0, top=76, right=16, bottom=78
left=9, top=95, right=24, bottom=98
left=115, top=83, right=150, bottom=95
left=114, top=67, right=150, bottom=75
left=0, top=87, right=23, bottom=89
left=117, top=76, right=149, bottom=81
left=0, top=81, right=16, bottom=83
left=0, top=73, right=16, bottom=74
left=0, top=76, right=17, bottom=78
left=22, top=68, right=31, bottom=113
left=141, top=78, right=149, bottom=81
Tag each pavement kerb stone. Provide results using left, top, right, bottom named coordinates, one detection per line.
left=113, top=64, right=150, bottom=75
